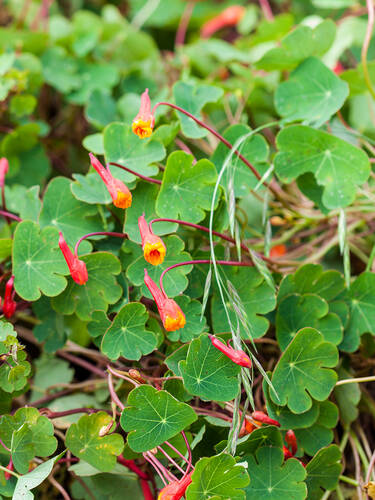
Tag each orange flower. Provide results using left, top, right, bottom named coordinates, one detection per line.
left=201, top=6, right=246, bottom=39
left=144, top=269, right=186, bottom=331
left=270, top=244, right=287, bottom=259
left=158, top=472, right=193, bottom=500
left=209, top=334, right=251, bottom=368
left=138, top=214, right=166, bottom=266
left=89, top=153, right=132, bottom=209
left=59, top=232, right=88, bottom=285
left=132, top=89, right=155, bottom=139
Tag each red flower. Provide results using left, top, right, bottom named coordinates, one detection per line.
left=0, top=158, right=9, bottom=188
left=138, top=214, right=166, bottom=266
left=58, top=232, right=88, bottom=285
left=285, top=429, right=297, bottom=456
left=333, top=62, right=344, bottom=75
left=144, top=269, right=186, bottom=332
left=3, top=276, right=16, bottom=319
left=4, top=457, right=13, bottom=481
left=132, top=89, right=155, bottom=139
left=89, top=154, right=132, bottom=209
left=201, top=6, right=246, bottom=38
left=251, top=411, right=281, bottom=427
left=208, top=334, right=251, bottom=368
left=158, top=472, right=193, bottom=500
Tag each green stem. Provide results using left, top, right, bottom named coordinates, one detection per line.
left=0, top=464, right=20, bottom=479
left=336, top=375, right=375, bottom=386
left=351, top=431, right=370, bottom=470
left=339, top=475, right=360, bottom=487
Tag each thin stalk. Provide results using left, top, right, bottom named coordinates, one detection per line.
left=0, top=437, right=10, bottom=452
left=365, top=449, right=375, bottom=484
left=0, top=210, right=21, bottom=222
left=107, top=365, right=140, bottom=387
left=362, top=0, right=375, bottom=99
left=0, top=464, right=20, bottom=479
left=74, top=231, right=127, bottom=256
left=175, top=0, right=195, bottom=47
left=159, top=259, right=252, bottom=296
left=109, top=162, right=161, bottom=185
left=150, top=217, right=250, bottom=253
left=181, top=431, right=192, bottom=476
left=339, top=475, right=360, bottom=486
left=152, top=102, right=282, bottom=196
left=157, top=446, right=186, bottom=475
left=1, top=187, right=9, bottom=225
left=107, top=372, right=125, bottom=411
left=56, top=351, right=106, bottom=378
left=164, top=441, right=190, bottom=465
left=259, top=0, right=274, bottom=20
left=336, top=375, right=375, bottom=386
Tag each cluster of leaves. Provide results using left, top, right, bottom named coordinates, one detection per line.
left=0, top=0, right=375, bottom=499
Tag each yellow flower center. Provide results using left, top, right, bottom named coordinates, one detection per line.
left=144, top=241, right=166, bottom=266
left=132, top=119, right=153, bottom=139
left=114, top=190, right=132, bottom=209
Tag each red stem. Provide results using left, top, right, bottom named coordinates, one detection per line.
left=150, top=217, right=249, bottom=252
left=74, top=231, right=127, bottom=256
left=109, top=162, right=161, bottom=185
left=175, top=0, right=195, bottom=47
left=181, top=431, right=192, bottom=476
left=42, top=408, right=109, bottom=418
left=57, top=351, right=106, bottom=378
left=107, top=371, right=125, bottom=411
left=0, top=210, right=21, bottom=222
left=117, top=456, right=149, bottom=481
left=259, top=0, right=274, bottom=20
left=152, top=102, right=262, bottom=181
left=140, top=479, right=155, bottom=500
left=157, top=446, right=186, bottom=475
left=159, top=259, right=252, bottom=296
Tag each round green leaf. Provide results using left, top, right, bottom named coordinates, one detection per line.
left=120, top=385, right=197, bottom=452
left=103, top=122, right=165, bottom=182
left=39, top=177, right=103, bottom=249
left=173, top=81, right=223, bottom=139
left=276, top=293, right=343, bottom=349
left=13, top=221, right=68, bottom=301
left=0, top=407, right=57, bottom=473
left=186, top=453, right=249, bottom=500
left=305, top=445, right=342, bottom=500
left=341, top=272, right=375, bottom=352
left=244, top=447, right=307, bottom=500
left=52, top=252, right=122, bottom=321
left=274, top=125, right=370, bottom=209
left=156, top=151, right=218, bottom=223
left=101, top=302, right=157, bottom=360
left=275, top=57, right=349, bottom=127
left=179, top=334, right=241, bottom=401
left=71, top=173, right=112, bottom=205
left=271, top=328, right=338, bottom=413
left=66, top=412, right=124, bottom=472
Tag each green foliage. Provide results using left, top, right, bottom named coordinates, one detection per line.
left=244, top=447, right=307, bottom=499
left=275, top=57, right=349, bottom=127
left=179, top=334, right=241, bottom=401
left=12, top=221, right=68, bottom=301
left=271, top=328, right=338, bottom=413
left=0, top=408, right=57, bottom=473
left=120, top=385, right=197, bottom=452
left=101, top=302, right=157, bottom=360
left=156, top=151, right=218, bottom=223
left=66, top=412, right=124, bottom=472
left=186, top=453, right=249, bottom=499
left=275, top=125, right=370, bottom=209
left=0, top=1, right=374, bottom=497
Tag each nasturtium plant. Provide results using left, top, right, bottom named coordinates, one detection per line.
left=0, top=0, right=374, bottom=497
